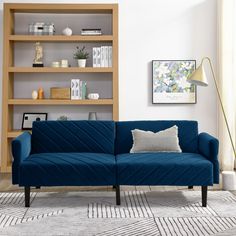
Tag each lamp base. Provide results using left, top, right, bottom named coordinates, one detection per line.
left=222, top=171, right=236, bottom=190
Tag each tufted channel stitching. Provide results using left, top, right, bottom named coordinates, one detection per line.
left=31, top=121, right=115, bottom=154
left=116, top=152, right=213, bottom=186
left=19, top=153, right=116, bottom=186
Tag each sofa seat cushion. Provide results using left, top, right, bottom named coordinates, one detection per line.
left=116, top=153, right=213, bottom=186
left=19, top=153, right=116, bottom=186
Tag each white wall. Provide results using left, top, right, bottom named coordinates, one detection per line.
left=0, top=0, right=217, bottom=139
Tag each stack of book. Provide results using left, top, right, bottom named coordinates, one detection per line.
left=71, top=79, right=87, bottom=100
left=93, top=46, right=112, bottom=67
left=81, top=28, right=102, bottom=35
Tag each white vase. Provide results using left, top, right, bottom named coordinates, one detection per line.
left=62, top=27, right=72, bottom=36
left=78, top=59, right=86, bottom=67
left=88, top=112, right=97, bottom=120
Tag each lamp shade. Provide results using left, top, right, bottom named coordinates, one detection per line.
left=187, top=64, right=208, bottom=86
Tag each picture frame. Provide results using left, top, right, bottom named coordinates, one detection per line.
left=152, top=60, right=196, bottom=104
left=22, top=113, right=48, bottom=130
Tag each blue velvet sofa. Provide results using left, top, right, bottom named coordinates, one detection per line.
left=12, top=120, right=219, bottom=207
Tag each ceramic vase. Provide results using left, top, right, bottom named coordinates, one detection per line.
left=88, top=112, right=97, bottom=120
left=62, top=27, right=72, bottom=36
left=78, top=59, right=86, bottom=67
left=32, top=90, right=38, bottom=100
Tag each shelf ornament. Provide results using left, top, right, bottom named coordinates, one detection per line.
left=33, top=42, right=44, bottom=67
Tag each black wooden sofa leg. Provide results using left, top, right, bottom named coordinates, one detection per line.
left=25, top=187, right=30, bottom=207
left=36, top=186, right=41, bottom=189
left=188, top=186, right=193, bottom=189
left=116, top=185, right=120, bottom=205
left=202, top=186, right=207, bottom=207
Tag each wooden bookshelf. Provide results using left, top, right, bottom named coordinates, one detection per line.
left=1, top=3, right=119, bottom=173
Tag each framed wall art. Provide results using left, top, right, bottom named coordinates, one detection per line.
left=152, top=60, right=196, bottom=104
left=22, top=113, right=48, bottom=130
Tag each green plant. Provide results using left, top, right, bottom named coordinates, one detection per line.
left=73, top=46, right=89, bottom=59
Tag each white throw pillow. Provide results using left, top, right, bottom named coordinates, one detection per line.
left=130, top=125, right=182, bottom=153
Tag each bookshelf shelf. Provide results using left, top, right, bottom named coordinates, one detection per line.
left=7, top=3, right=114, bottom=14
left=8, top=99, right=113, bottom=105
left=9, top=35, right=113, bottom=42
left=1, top=3, right=119, bottom=173
left=8, top=130, right=28, bottom=138
left=9, top=67, right=113, bottom=73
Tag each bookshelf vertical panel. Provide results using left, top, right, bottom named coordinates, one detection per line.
left=112, top=5, right=119, bottom=121
left=1, top=5, right=14, bottom=172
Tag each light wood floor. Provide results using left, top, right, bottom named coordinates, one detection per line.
left=0, top=173, right=223, bottom=193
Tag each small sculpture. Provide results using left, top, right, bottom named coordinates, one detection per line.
left=38, top=88, right=44, bottom=99
left=51, top=61, right=60, bottom=68
left=62, top=27, right=72, bottom=36
left=61, top=59, right=69, bottom=67
left=33, top=42, right=44, bottom=67
left=87, top=93, right=99, bottom=100
left=57, top=115, right=68, bottom=121
left=32, top=90, right=38, bottom=100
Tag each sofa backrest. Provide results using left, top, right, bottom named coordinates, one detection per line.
left=31, top=120, right=115, bottom=154
left=115, top=120, right=199, bottom=154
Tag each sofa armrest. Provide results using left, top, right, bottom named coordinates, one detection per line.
left=12, top=132, right=31, bottom=185
left=198, top=132, right=219, bottom=184
left=12, top=132, right=31, bottom=164
left=198, top=132, right=219, bottom=161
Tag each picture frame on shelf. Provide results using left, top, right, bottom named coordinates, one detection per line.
left=22, top=113, right=48, bottom=130
left=152, top=60, right=196, bottom=104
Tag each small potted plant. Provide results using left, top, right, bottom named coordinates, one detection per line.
left=73, top=46, right=89, bottom=67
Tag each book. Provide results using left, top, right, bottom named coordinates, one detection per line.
left=75, top=79, right=80, bottom=99
left=81, top=28, right=101, bottom=31
left=81, top=32, right=102, bottom=35
left=93, top=47, right=97, bottom=67
left=96, top=47, right=101, bottom=67
left=101, top=46, right=105, bottom=67
left=82, top=81, right=87, bottom=99
left=108, top=46, right=112, bottom=67
left=104, top=46, right=109, bottom=67
left=79, top=79, right=82, bottom=99
left=71, top=79, right=76, bottom=100
left=81, top=29, right=102, bottom=35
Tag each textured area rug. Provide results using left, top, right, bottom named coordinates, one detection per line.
left=0, top=191, right=236, bottom=235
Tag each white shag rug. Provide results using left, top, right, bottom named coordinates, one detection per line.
left=0, top=190, right=236, bottom=236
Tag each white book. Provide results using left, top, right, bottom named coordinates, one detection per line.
left=104, top=46, right=109, bottom=67
left=96, top=47, right=101, bottom=67
left=108, top=46, right=112, bottom=67
left=93, top=47, right=97, bottom=67
left=75, top=79, right=80, bottom=100
left=101, top=46, right=105, bottom=67
left=79, top=80, right=83, bottom=99
left=71, top=79, right=76, bottom=100
left=81, top=32, right=102, bottom=35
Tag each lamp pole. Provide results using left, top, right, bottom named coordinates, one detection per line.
left=202, top=57, right=236, bottom=158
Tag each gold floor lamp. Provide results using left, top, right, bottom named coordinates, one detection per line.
left=187, top=57, right=236, bottom=159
